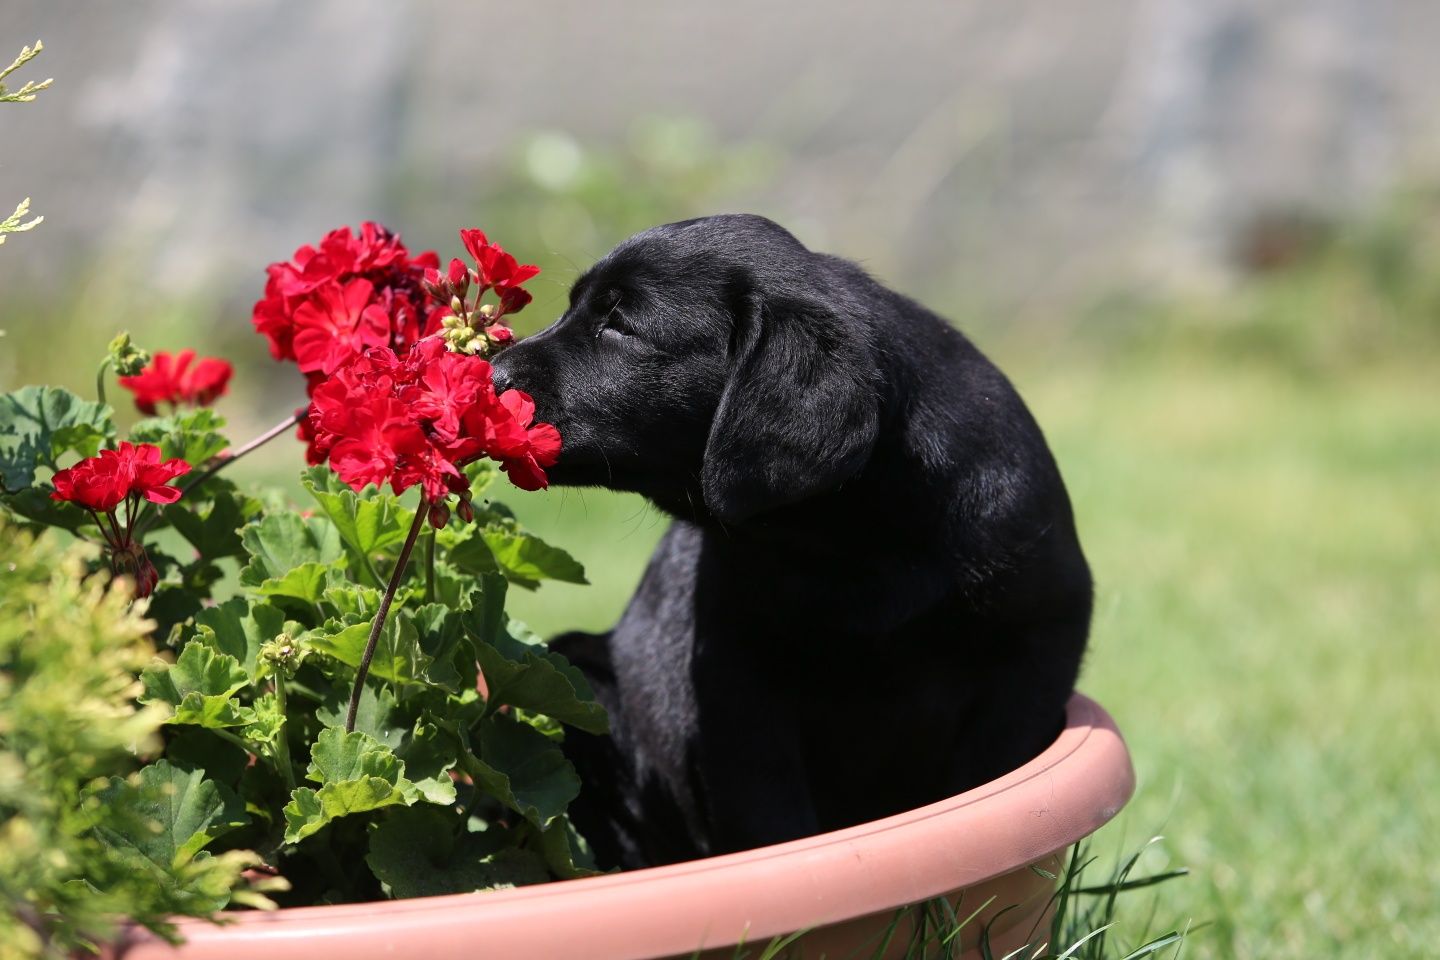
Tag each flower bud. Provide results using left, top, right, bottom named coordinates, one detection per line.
left=477, top=303, right=497, bottom=320
left=441, top=311, right=464, bottom=330
left=488, top=324, right=514, bottom=344
left=107, top=331, right=152, bottom=377
left=447, top=257, right=470, bottom=298
left=428, top=499, right=451, bottom=529
left=261, top=633, right=302, bottom=677
left=456, top=492, right=475, bottom=524
left=450, top=295, right=465, bottom=315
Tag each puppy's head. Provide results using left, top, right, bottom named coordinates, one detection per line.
left=491, top=214, right=882, bottom=524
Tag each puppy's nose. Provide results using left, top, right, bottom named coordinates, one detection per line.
left=490, top=358, right=514, bottom=394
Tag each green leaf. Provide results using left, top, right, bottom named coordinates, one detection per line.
left=92, top=761, right=248, bottom=867
left=255, top=561, right=336, bottom=606
left=367, top=807, right=549, bottom=898
left=238, top=511, right=343, bottom=588
left=192, top=597, right=285, bottom=683
left=166, top=728, right=250, bottom=787
left=479, top=523, right=587, bottom=586
left=0, top=485, right=92, bottom=533
left=412, top=603, right=471, bottom=692
left=0, top=385, right=115, bottom=490
left=141, top=641, right=248, bottom=705
left=538, top=817, right=603, bottom=879
left=315, top=681, right=406, bottom=749
left=171, top=691, right=253, bottom=728
left=302, top=465, right=416, bottom=570
left=164, top=478, right=260, bottom=559
left=470, top=619, right=608, bottom=735
left=395, top=721, right=458, bottom=806
left=129, top=409, right=229, bottom=467
left=282, top=728, right=416, bottom=843
left=140, top=641, right=252, bottom=729
left=304, top=726, right=404, bottom=786
left=465, top=714, right=580, bottom=829
left=309, top=612, right=434, bottom=687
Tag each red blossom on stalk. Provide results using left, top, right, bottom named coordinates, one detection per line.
left=251, top=222, right=440, bottom=366
left=49, top=442, right=191, bottom=597
left=118, top=350, right=234, bottom=415
left=255, top=222, right=544, bottom=468
left=308, top=340, right=560, bottom=523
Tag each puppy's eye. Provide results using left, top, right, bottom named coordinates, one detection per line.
left=596, top=290, right=634, bottom=338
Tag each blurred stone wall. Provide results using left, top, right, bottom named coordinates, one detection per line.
left=2, top=0, right=1436, bottom=315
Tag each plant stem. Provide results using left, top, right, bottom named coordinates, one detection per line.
left=344, top=500, right=427, bottom=733
left=178, top=411, right=300, bottom=497
left=273, top=672, right=297, bottom=792
left=424, top=527, right=436, bottom=604
left=95, top=356, right=111, bottom=406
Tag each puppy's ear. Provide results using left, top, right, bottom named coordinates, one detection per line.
left=702, top=292, right=880, bottom=524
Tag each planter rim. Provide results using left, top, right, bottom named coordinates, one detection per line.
left=117, top=692, right=1134, bottom=960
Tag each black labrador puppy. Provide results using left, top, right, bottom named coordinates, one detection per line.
left=489, top=214, right=1091, bottom=870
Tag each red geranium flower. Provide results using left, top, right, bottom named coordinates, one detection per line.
left=251, top=222, right=438, bottom=366
left=49, top=442, right=191, bottom=598
left=459, top=229, right=540, bottom=294
left=50, top=442, right=191, bottom=512
left=307, top=339, right=560, bottom=519
left=291, top=278, right=392, bottom=375
left=118, top=350, right=234, bottom=416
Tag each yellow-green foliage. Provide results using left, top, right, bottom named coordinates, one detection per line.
left=1, top=40, right=51, bottom=248
left=0, top=520, right=257, bottom=959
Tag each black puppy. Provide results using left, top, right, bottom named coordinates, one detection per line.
left=490, top=215, right=1092, bottom=869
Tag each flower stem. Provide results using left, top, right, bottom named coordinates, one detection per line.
left=424, top=528, right=436, bottom=604
left=344, top=499, right=427, bottom=733
left=95, top=356, right=111, bottom=407
left=273, top=672, right=298, bottom=793
left=178, top=411, right=300, bottom=497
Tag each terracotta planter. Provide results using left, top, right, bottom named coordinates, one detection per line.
left=113, top=694, right=1133, bottom=960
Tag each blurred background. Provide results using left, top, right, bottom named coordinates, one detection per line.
left=2, top=2, right=1437, bottom=957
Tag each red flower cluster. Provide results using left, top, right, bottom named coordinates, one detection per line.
left=49, top=442, right=191, bottom=596
left=118, top=349, right=234, bottom=415
left=251, top=222, right=441, bottom=373
left=308, top=340, right=559, bottom=515
left=254, top=223, right=549, bottom=489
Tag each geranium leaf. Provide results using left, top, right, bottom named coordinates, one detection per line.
left=0, top=485, right=92, bottom=533
left=465, top=714, right=580, bottom=829
left=0, top=385, right=115, bottom=490
left=412, top=603, right=470, bottom=692
left=478, top=523, right=587, bottom=587
left=315, top=681, right=406, bottom=749
left=282, top=728, right=416, bottom=843
left=302, top=465, right=416, bottom=569
left=538, top=816, right=604, bottom=880
left=305, top=727, right=405, bottom=785
left=92, top=760, right=249, bottom=867
left=140, top=641, right=252, bottom=729
left=309, top=612, right=434, bottom=687
left=141, top=641, right=248, bottom=705
left=239, top=511, right=343, bottom=589
left=255, top=561, right=337, bottom=606
left=367, top=806, right=549, bottom=898
left=129, top=409, right=229, bottom=467
left=193, top=597, right=285, bottom=683
left=171, top=691, right=254, bottom=728
left=395, top=721, right=458, bottom=806
left=469, top=619, right=608, bottom=735
left=164, top=478, right=261, bottom=559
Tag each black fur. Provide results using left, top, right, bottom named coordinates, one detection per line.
left=490, top=215, right=1092, bottom=869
